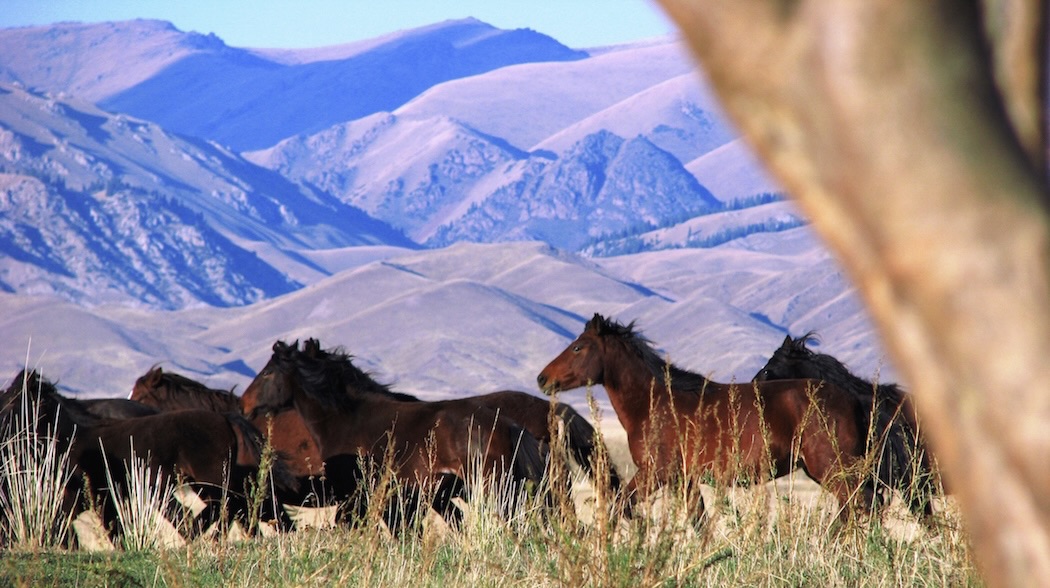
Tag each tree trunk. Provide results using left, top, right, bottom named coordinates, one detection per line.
left=654, top=0, right=1050, bottom=584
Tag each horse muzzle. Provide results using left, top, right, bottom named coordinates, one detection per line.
left=536, top=374, right=559, bottom=395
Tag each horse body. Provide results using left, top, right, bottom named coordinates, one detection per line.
left=299, top=391, right=530, bottom=485
left=444, top=390, right=620, bottom=491
left=754, top=333, right=939, bottom=516
left=243, top=340, right=548, bottom=528
left=297, top=338, right=619, bottom=491
left=537, top=314, right=884, bottom=523
left=132, top=366, right=324, bottom=480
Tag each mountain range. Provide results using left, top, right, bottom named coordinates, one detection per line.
left=0, top=17, right=896, bottom=410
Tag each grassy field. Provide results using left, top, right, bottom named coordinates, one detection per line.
left=0, top=420, right=982, bottom=588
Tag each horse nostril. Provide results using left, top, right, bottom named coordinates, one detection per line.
left=537, top=374, right=547, bottom=388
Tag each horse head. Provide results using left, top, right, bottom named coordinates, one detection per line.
left=753, top=331, right=821, bottom=382
left=130, top=365, right=164, bottom=401
left=242, top=340, right=299, bottom=418
left=537, top=313, right=612, bottom=394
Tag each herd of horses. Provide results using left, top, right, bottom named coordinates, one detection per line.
left=0, top=312, right=941, bottom=547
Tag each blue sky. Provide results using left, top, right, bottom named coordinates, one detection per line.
left=0, top=0, right=676, bottom=49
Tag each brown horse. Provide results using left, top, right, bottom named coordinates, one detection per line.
left=131, top=365, right=331, bottom=508
left=537, top=314, right=910, bottom=524
left=242, top=340, right=549, bottom=529
left=298, top=337, right=621, bottom=492
left=754, top=332, right=939, bottom=517
left=1, top=370, right=298, bottom=539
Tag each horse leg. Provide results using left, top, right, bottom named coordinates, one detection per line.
left=557, top=406, right=622, bottom=493
left=908, top=465, right=939, bottom=525
left=258, top=485, right=295, bottom=533
left=683, top=477, right=707, bottom=530
left=187, top=484, right=230, bottom=538
left=431, top=474, right=466, bottom=530
left=379, top=485, right=417, bottom=535
left=323, top=454, right=367, bottom=527
left=618, top=468, right=655, bottom=521
left=798, top=436, right=873, bottom=523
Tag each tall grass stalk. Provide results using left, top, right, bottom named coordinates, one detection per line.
left=1, top=381, right=979, bottom=586
left=100, top=440, right=179, bottom=551
left=1, top=431, right=978, bottom=586
left=0, top=373, right=75, bottom=549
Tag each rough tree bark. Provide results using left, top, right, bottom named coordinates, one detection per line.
left=653, top=0, right=1050, bottom=585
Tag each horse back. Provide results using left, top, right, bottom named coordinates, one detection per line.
left=81, top=398, right=159, bottom=419
left=467, top=390, right=558, bottom=441
left=89, top=409, right=239, bottom=483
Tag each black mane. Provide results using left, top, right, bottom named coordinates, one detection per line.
left=1, top=369, right=105, bottom=436
left=588, top=314, right=709, bottom=393
left=765, top=333, right=906, bottom=404
left=281, top=338, right=419, bottom=409
left=147, top=369, right=240, bottom=411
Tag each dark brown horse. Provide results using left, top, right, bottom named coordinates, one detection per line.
left=754, top=332, right=939, bottom=517
left=537, top=314, right=912, bottom=524
left=131, top=365, right=332, bottom=508
left=298, top=337, right=621, bottom=492
left=242, top=340, right=549, bottom=529
left=1, top=370, right=298, bottom=539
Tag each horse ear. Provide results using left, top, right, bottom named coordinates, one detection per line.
left=588, top=313, right=604, bottom=334
left=781, top=335, right=793, bottom=349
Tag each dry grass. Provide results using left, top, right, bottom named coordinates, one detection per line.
left=0, top=382, right=981, bottom=586
left=0, top=375, right=76, bottom=550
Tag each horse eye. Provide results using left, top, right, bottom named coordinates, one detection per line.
left=572, top=345, right=581, bottom=353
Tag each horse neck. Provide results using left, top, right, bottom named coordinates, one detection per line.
left=603, top=339, right=714, bottom=434
left=600, top=340, right=666, bottom=435
left=288, top=379, right=367, bottom=450
left=810, top=356, right=899, bottom=402
left=47, top=393, right=102, bottom=437
left=200, top=389, right=239, bottom=412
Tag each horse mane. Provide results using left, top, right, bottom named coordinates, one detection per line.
left=142, top=368, right=240, bottom=412
left=588, top=314, right=708, bottom=393
left=781, top=333, right=907, bottom=404
left=301, top=338, right=419, bottom=402
left=2, top=369, right=104, bottom=431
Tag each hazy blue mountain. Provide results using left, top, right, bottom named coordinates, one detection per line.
left=0, top=82, right=413, bottom=307
left=0, top=19, right=586, bottom=151
left=0, top=19, right=889, bottom=431
left=428, top=131, right=721, bottom=250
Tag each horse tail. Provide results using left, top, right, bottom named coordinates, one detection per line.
left=553, top=402, right=622, bottom=492
left=509, top=424, right=547, bottom=485
left=863, top=396, right=936, bottom=517
left=502, top=423, right=552, bottom=518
